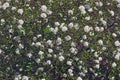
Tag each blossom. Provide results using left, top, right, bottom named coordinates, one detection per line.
left=61, top=26, right=68, bottom=32
left=41, top=13, right=47, bottom=18
left=65, top=35, right=71, bottom=41
left=112, top=62, right=117, bottom=68
left=68, top=10, right=73, bottom=15
left=84, top=25, right=90, bottom=33
left=48, top=48, right=53, bottom=53
left=17, top=9, right=24, bottom=15
left=41, top=5, right=47, bottom=12
left=98, top=40, right=103, bottom=45
left=83, top=41, right=89, bottom=47
left=77, top=77, right=83, bottom=80
left=59, top=55, right=65, bottom=62
left=67, top=61, right=72, bottom=66
left=2, top=2, right=10, bottom=10
left=18, top=19, right=24, bottom=25
left=114, top=41, right=120, bottom=47
left=22, top=76, right=29, bottom=80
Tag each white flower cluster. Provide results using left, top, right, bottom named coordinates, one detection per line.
left=0, top=0, right=120, bottom=80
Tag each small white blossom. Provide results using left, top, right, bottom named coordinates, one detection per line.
left=112, top=62, right=117, bottom=68
left=77, top=77, right=82, bottom=80
left=27, top=53, right=32, bottom=58
left=38, top=51, right=44, bottom=55
left=59, top=55, right=65, bottom=62
left=65, top=35, right=71, bottom=41
left=84, top=25, right=90, bottom=33
left=17, top=9, right=24, bottom=15
left=48, top=48, right=53, bottom=53
left=68, top=10, right=73, bottom=15
left=83, top=41, right=89, bottom=47
left=68, top=22, right=74, bottom=28
left=67, top=61, right=72, bottom=66
left=95, top=64, right=100, bottom=69
left=41, top=13, right=47, bottom=18
left=2, top=2, right=10, bottom=10
left=54, top=22, right=60, bottom=26
left=112, top=33, right=117, bottom=37
left=41, top=5, right=47, bottom=12
left=61, top=26, right=68, bottom=32
left=114, top=41, right=120, bottom=47
left=22, top=76, right=29, bottom=80
left=18, top=19, right=24, bottom=25
left=98, top=40, right=103, bottom=45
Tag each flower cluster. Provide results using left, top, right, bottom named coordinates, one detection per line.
left=0, top=0, right=120, bottom=80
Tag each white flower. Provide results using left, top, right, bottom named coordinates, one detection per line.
left=56, top=37, right=62, bottom=45
left=59, top=55, right=65, bottom=62
left=68, top=10, right=73, bottom=15
left=79, top=5, right=86, bottom=14
left=1, top=19, right=5, bottom=23
left=71, top=42, right=76, bottom=47
left=14, top=77, right=19, bottom=80
left=70, top=47, right=76, bottom=54
left=41, top=13, right=47, bottom=18
left=112, top=33, right=117, bottom=37
left=46, top=10, right=52, bottom=15
left=41, top=5, right=47, bottom=12
left=15, top=48, right=20, bottom=54
left=61, top=26, right=68, bottom=32
left=109, top=10, right=114, bottom=16
left=117, top=4, right=120, bottom=8
left=98, top=57, right=102, bottom=61
left=65, top=35, right=71, bottom=41
left=46, top=60, right=51, bottom=65
left=35, top=42, right=42, bottom=47
left=0, top=49, right=2, bottom=54
left=54, top=22, right=60, bottom=26
left=48, top=48, right=53, bottom=53
left=95, top=64, right=100, bottom=69
left=2, top=2, right=9, bottom=10
left=22, top=76, right=29, bottom=80
left=112, top=62, right=117, bottom=68
left=94, top=60, right=100, bottom=64
left=83, top=41, right=89, bottom=47
left=77, top=77, right=82, bottom=80
left=79, top=6, right=85, bottom=10
left=95, top=27, right=100, bottom=32
left=100, top=27, right=104, bottom=32
left=85, top=16, right=90, bottom=21
left=38, top=51, right=44, bottom=55
left=17, top=9, right=24, bottom=15
left=88, top=8, right=93, bottom=12
left=18, top=19, right=24, bottom=25
left=100, top=18, right=107, bottom=26
left=47, top=40, right=52, bottom=45
left=35, top=58, right=41, bottom=63
left=98, top=40, right=103, bottom=45
left=84, top=25, right=90, bottom=33
left=19, top=44, right=24, bottom=49
left=11, top=7, right=16, bottom=10
left=68, top=69, right=73, bottom=73
left=27, top=53, right=32, bottom=58
left=115, top=54, right=120, bottom=60
left=114, top=41, right=120, bottom=47
left=67, top=61, right=72, bottom=66
left=68, top=22, right=74, bottom=28
left=83, top=35, right=87, bottom=40
left=99, top=11, right=103, bottom=15
left=116, top=0, right=120, bottom=3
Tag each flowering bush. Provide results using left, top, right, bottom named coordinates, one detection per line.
left=0, top=0, right=120, bottom=80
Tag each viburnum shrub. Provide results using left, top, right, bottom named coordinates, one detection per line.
left=0, top=0, right=120, bottom=80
